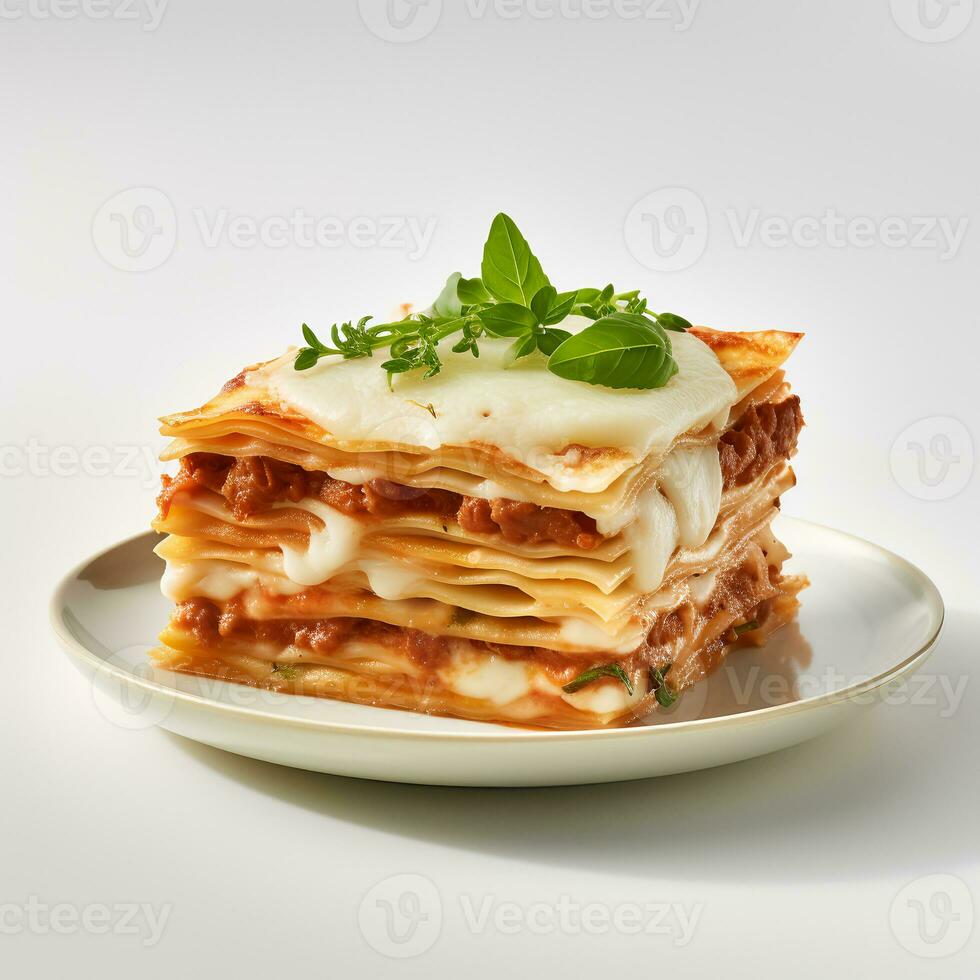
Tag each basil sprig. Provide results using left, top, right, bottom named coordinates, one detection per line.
left=294, top=212, right=692, bottom=390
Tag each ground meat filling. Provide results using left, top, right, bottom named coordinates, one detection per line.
left=175, top=598, right=558, bottom=671
left=158, top=455, right=601, bottom=549
left=719, top=396, right=803, bottom=489
left=157, top=396, right=802, bottom=548
left=457, top=497, right=602, bottom=549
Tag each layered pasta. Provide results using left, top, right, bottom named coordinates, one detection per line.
left=152, top=321, right=805, bottom=729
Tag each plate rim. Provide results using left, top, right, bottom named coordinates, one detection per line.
left=50, top=517, right=945, bottom=744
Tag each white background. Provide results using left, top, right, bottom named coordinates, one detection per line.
left=2, top=0, right=978, bottom=975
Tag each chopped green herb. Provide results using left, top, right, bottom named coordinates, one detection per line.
left=562, top=663, right=634, bottom=696
left=408, top=400, right=437, bottom=418
left=271, top=664, right=298, bottom=681
left=734, top=619, right=760, bottom=636
left=649, top=663, right=677, bottom=708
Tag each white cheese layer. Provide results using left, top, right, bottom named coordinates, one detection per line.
left=439, top=649, right=536, bottom=706
left=275, top=499, right=363, bottom=586
left=626, top=486, right=680, bottom=594
left=615, top=443, right=724, bottom=593
left=555, top=617, right=646, bottom=655
left=658, top=444, right=723, bottom=549
left=560, top=672, right=646, bottom=716
left=261, top=319, right=736, bottom=494
left=437, top=644, right=642, bottom=717
left=160, top=560, right=305, bottom=602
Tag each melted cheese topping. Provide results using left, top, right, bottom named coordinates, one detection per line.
left=261, top=319, right=737, bottom=494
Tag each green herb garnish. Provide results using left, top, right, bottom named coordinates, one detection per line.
left=480, top=212, right=551, bottom=306
left=734, top=619, right=760, bottom=636
left=649, top=663, right=677, bottom=707
left=562, top=663, right=635, bottom=696
left=294, top=213, right=690, bottom=391
left=548, top=311, right=677, bottom=390
left=271, top=663, right=298, bottom=680
left=408, top=400, right=437, bottom=418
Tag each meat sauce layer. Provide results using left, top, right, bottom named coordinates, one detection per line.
left=719, top=396, right=803, bottom=488
left=172, top=545, right=783, bottom=674
left=159, top=455, right=603, bottom=549
left=158, top=396, right=803, bottom=549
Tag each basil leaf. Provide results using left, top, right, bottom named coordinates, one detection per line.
left=536, top=327, right=571, bottom=355
left=562, top=663, right=635, bottom=696
left=294, top=348, right=320, bottom=371
left=481, top=213, right=550, bottom=305
left=530, top=285, right=555, bottom=324
left=478, top=303, right=539, bottom=337
left=502, top=332, right=537, bottom=368
left=432, top=272, right=463, bottom=318
left=547, top=311, right=678, bottom=390
left=548, top=290, right=577, bottom=324
left=657, top=312, right=692, bottom=333
left=531, top=285, right=576, bottom=326
left=457, top=276, right=491, bottom=306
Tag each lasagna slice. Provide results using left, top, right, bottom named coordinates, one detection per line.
left=152, top=322, right=805, bottom=729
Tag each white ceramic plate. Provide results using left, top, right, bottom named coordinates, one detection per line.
left=51, top=518, right=943, bottom=787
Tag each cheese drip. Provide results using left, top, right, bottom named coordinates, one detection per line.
left=658, top=445, right=723, bottom=549
left=623, top=444, right=724, bottom=593
left=275, top=499, right=363, bottom=586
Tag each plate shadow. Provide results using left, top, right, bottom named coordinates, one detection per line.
left=166, top=608, right=976, bottom=885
